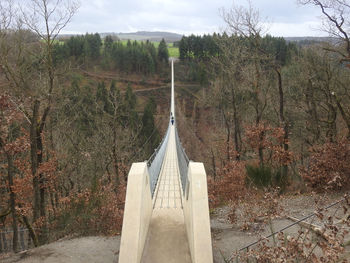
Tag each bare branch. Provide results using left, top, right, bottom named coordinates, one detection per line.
left=20, top=0, right=80, bottom=42
left=0, top=0, right=14, bottom=31
left=298, top=0, right=350, bottom=56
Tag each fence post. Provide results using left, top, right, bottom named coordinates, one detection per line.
left=20, top=228, right=25, bottom=250
left=0, top=231, right=3, bottom=253
left=2, top=231, right=7, bottom=252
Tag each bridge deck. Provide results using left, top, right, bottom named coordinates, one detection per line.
left=141, top=126, right=191, bottom=263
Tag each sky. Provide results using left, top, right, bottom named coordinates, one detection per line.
left=62, top=0, right=327, bottom=37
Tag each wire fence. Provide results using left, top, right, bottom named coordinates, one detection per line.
left=146, top=119, right=189, bottom=197
left=228, top=195, right=348, bottom=262
left=0, top=227, right=33, bottom=253
left=175, top=127, right=189, bottom=194
left=147, top=123, right=171, bottom=197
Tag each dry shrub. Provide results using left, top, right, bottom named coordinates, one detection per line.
left=245, top=123, right=293, bottom=167
left=301, top=139, right=350, bottom=191
left=207, top=148, right=247, bottom=225
left=238, top=188, right=283, bottom=231
left=52, top=176, right=126, bottom=237
left=207, top=144, right=285, bottom=226
left=232, top=195, right=350, bottom=263
left=208, top=151, right=246, bottom=208
left=87, top=178, right=125, bottom=235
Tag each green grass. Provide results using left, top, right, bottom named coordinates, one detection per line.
left=168, top=46, right=179, bottom=58
left=119, top=40, right=179, bottom=58
left=42, top=39, right=65, bottom=45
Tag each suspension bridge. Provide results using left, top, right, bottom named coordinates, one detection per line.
left=119, top=60, right=213, bottom=263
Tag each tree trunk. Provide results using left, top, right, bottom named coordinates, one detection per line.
left=37, top=132, right=46, bottom=221
left=335, top=98, right=350, bottom=139
left=222, top=108, right=231, bottom=161
left=276, top=68, right=288, bottom=186
left=230, top=84, right=241, bottom=157
left=326, top=105, right=337, bottom=142
left=30, top=100, right=40, bottom=222
left=306, top=80, right=320, bottom=142
left=30, top=100, right=48, bottom=244
left=210, top=148, right=217, bottom=179
left=22, top=215, right=38, bottom=247
left=7, top=153, right=18, bottom=252
left=258, top=136, right=264, bottom=167
left=113, top=118, right=120, bottom=186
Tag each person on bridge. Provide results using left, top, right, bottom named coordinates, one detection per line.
left=171, top=116, right=174, bottom=125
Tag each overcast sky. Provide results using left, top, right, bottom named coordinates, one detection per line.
left=62, top=0, right=326, bottom=37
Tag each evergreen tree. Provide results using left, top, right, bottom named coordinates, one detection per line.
left=66, top=35, right=85, bottom=58
left=104, top=35, right=114, bottom=54
left=158, top=38, right=169, bottom=63
left=179, top=37, right=187, bottom=60
left=140, top=98, right=160, bottom=155
left=124, top=83, right=136, bottom=109
left=84, top=33, right=102, bottom=60
left=52, top=42, right=69, bottom=65
left=121, top=84, right=138, bottom=130
left=96, top=81, right=107, bottom=104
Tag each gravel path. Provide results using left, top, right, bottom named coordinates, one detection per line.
left=1, top=236, right=120, bottom=263
left=211, top=193, right=350, bottom=262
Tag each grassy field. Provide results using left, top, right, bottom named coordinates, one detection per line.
left=120, top=39, right=179, bottom=58
left=168, top=42, right=179, bottom=58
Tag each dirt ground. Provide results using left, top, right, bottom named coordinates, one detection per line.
left=1, top=236, right=121, bottom=263
left=211, top=192, right=350, bottom=262
left=1, top=193, right=349, bottom=263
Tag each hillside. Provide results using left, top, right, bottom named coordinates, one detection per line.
left=113, top=31, right=183, bottom=42
left=59, top=31, right=183, bottom=42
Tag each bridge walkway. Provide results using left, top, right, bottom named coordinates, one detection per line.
left=119, top=59, right=212, bottom=263
left=141, top=125, right=191, bottom=263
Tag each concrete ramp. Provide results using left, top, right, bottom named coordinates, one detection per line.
left=183, top=162, right=213, bottom=263
left=119, top=163, right=153, bottom=263
left=142, top=209, right=191, bottom=263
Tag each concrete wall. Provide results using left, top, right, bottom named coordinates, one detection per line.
left=183, top=162, right=213, bottom=263
left=119, top=162, right=153, bottom=263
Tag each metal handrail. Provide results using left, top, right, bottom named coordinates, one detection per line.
left=175, top=127, right=189, bottom=194
left=146, top=59, right=190, bottom=197
left=147, top=122, right=171, bottom=197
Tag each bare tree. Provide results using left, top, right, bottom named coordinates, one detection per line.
left=0, top=0, right=13, bottom=31
left=0, top=1, right=19, bottom=253
left=220, top=1, right=268, bottom=38
left=1, top=0, right=79, bottom=245
left=219, top=2, right=277, bottom=166
left=218, top=2, right=293, bottom=187
left=299, top=0, right=350, bottom=138
left=299, top=0, right=350, bottom=59
left=21, top=0, right=79, bottom=244
left=209, top=35, right=245, bottom=160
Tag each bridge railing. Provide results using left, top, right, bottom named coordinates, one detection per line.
left=147, top=122, right=171, bottom=197
left=175, top=127, right=189, bottom=194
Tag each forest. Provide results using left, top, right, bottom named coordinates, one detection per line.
left=1, top=0, right=350, bottom=261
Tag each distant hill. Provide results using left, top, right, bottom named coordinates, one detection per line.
left=284, top=36, right=331, bottom=42
left=58, top=33, right=336, bottom=44
left=114, top=31, right=183, bottom=42
left=59, top=31, right=183, bottom=43
left=284, top=36, right=337, bottom=45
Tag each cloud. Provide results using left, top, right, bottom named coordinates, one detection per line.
left=268, top=21, right=326, bottom=37
left=62, top=0, right=325, bottom=37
